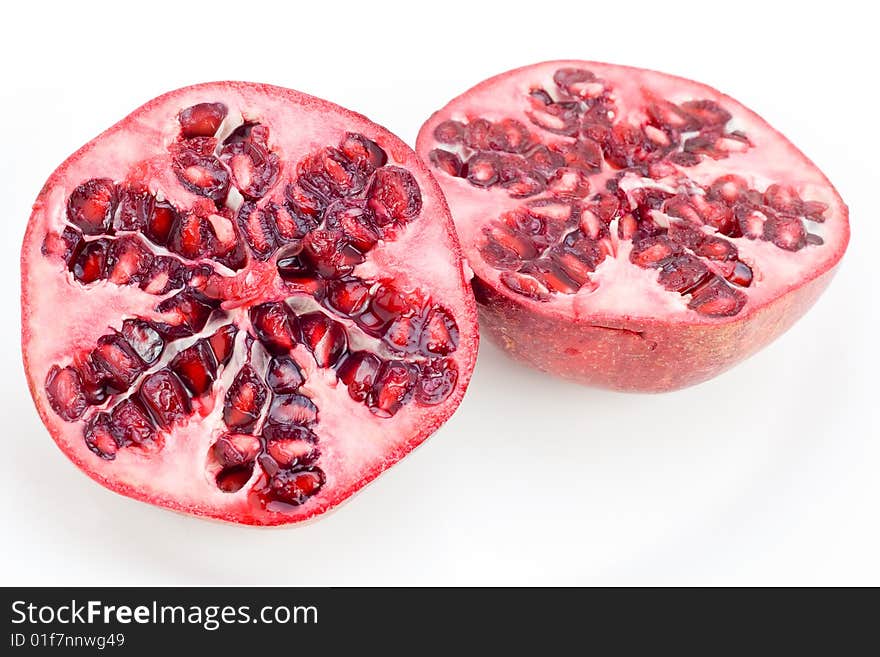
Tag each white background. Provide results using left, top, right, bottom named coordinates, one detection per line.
left=1, top=0, right=877, bottom=586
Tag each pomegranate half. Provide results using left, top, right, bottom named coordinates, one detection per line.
left=22, top=82, right=478, bottom=525
left=417, top=61, right=848, bottom=392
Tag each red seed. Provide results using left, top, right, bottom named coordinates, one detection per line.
left=266, top=394, right=318, bottom=427
left=367, top=166, right=422, bottom=225
left=249, top=302, right=300, bottom=355
left=67, top=178, right=117, bottom=235
left=45, top=365, right=87, bottom=421
left=178, top=102, right=228, bottom=138
left=223, top=365, right=267, bottom=432
left=299, top=312, right=348, bottom=368
left=138, top=369, right=191, bottom=429
left=170, top=341, right=217, bottom=396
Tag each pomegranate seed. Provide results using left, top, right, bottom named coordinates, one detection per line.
left=167, top=211, right=216, bottom=260
left=92, top=334, right=146, bottom=392
left=324, top=199, right=381, bottom=253
left=688, top=277, right=747, bottom=316
left=657, top=254, right=712, bottom=294
left=488, top=118, right=532, bottom=153
left=266, top=437, right=318, bottom=468
left=803, top=200, right=828, bottom=222
left=106, top=236, right=154, bottom=285
left=707, top=174, right=749, bottom=204
left=465, top=152, right=499, bottom=188
left=76, top=355, right=109, bottom=405
left=114, top=187, right=155, bottom=232
left=369, top=361, right=417, bottom=418
left=121, top=319, right=164, bottom=365
left=367, top=166, right=422, bottom=225
left=237, top=202, right=279, bottom=260
left=499, top=271, right=551, bottom=301
left=157, top=288, right=217, bottom=334
left=266, top=356, right=304, bottom=393
left=529, top=88, right=554, bottom=105
left=266, top=394, right=318, bottom=427
left=336, top=351, right=383, bottom=402
left=680, top=100, right=732, bottom=128
left=503, top=172, right=547, bottom=198
left=429, top=149, right=464, bottom=177
left=547, top=167, right=591, bottom=198
left=262, top=423, right=316, bottom=444
left=763, top=183, right=803, bottom=215
left=83, top=412, right=118, bottom=460
left=110, top=399, right=156, bottom=445
left=480, top=240, right=523, bottom=270
left=415, top=359, right=458, bottom=406
left=763, top=214, right=807, bottom=251
left=526, top=102, right=581, bottom=136
left=266, top=467, right=325, bottom=506
left=297, top=147, right=365, bottom=199
left=383, top=314, right=422, bottom=354
left=551, top=249, right=594, bottom=285
left=464, top=118, right=493, bottom=149
left=171, top=145, right=229, bottom=202
left=67, top=178, right=117, bottom=235
left=420, top=306, right=459, bottom=356
left=45, top=365, right=87, bottom=421
left=271, top=202, right=314, bottom=242
left=178, top=102, right=228, bottom=138
left=526, top=144, right=565, bottom=177
left=250, top=302, right=300, bottom=355
left=299, top=312, right=348, bottom=368
left=170, top=341, right=217, bottom=396
left=140, top=256, right=187, bottom=295
left=71, top=239, right=110, bottom=284
left=646, top=98, right=699, bottom=131
left=553, top=67, right=596, bottom=95
left=670, top=151, right=701, bottom=167
left=220, top=140, right=280, bottom=199
left=42, top=225, right=84, bottom=265
left=324, top=277, right=372, bottom=316
left=223, top=365, right=267, bottom=432
left=433, top=120, right=465, bottom=144
left=338, top=132, right=387, bottom=173
left=144, top=201, right=178, bottom=246
left=806, top=233, right=824, bottom=246
left=556, top=141, right=603, bottom=173
left=216, top=464, right=254, bottom=492
left=302, top=229, right=363, bottom=278
left=694, top=235, right=738, bottom=261
left=213, top=433, right=261, bottom=468
left=138, top=369, right=191, bottom=429
left=523, top=260, right=580, bottom=294
left=630, top=235, right=681, bottom=267
left=726, top=260, right=754, bottom=287
left=208, top=324, right=238, bottom=366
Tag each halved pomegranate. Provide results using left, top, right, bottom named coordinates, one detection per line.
left=417, top=61, right=848, bottom=391
left=22, top=82, right=478, bottom=525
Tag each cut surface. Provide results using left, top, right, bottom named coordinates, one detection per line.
left=23, top=82, right=478, bottom=525
left=417, top=61, right=848, bottom=391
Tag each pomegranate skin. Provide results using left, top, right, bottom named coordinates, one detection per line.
left=474, top=266, right=837, bottom=392
left=22, top=82, right=479, bottom=525
left=417, top=60, right=849, bottom=392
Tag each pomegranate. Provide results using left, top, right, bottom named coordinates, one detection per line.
left=417, top=61, right=848, bottom=391
left=22, top=82, right=478, bottom=525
